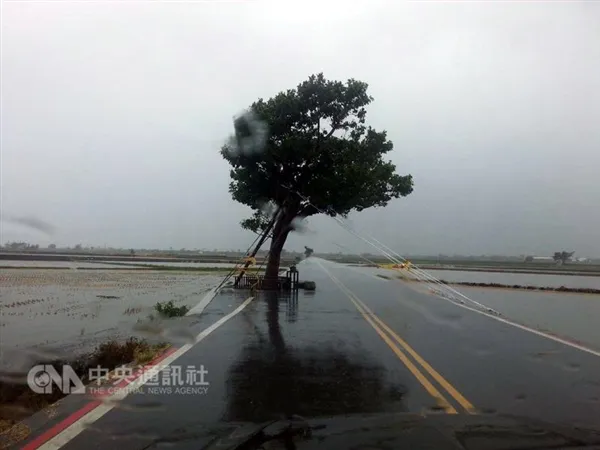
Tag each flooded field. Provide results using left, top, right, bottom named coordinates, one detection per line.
left=359, top=265, right=600, bottom=348
left=424, top=269, right=600, bottom=290
left=0, top=260, right=242, bottom=269
left=0, top=269, right=221, bottom=369
left=107, top=261, right=241, bottom=268
left=0, top=260, right=135, bottom=269
left=349, top=264, right=600, bottom=290
left=3, top=261, right=599, bottom=370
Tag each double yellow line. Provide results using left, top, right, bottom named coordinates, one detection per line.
left=318, top=262, right=476, bottom=415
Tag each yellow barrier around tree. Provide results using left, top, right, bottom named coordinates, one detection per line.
left=243, top=256, right=257, bottom=266
left=378, top=261, right=412, bottom=271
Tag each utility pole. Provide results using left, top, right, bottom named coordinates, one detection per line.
left=234, top=208, right=282, bottom=287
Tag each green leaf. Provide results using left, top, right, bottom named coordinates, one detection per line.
left=221, top=73, right=414, bottom=232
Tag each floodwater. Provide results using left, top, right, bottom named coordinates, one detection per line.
left=0, top=260, right=134, bottom=269
left=455, top=286, right=600, bottom=350
left=352, top=265, right=600, bottom=348
left=0, top=269, right=221, bottom=369
left=106, top=261, right=241, bottom=268
left=424, top=269, right=600, bottom=290
left=2, top=262, right=600, bottom=371
left=362, top=265, right=600, bottom=289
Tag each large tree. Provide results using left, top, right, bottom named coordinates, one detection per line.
left=221, top=73, right=413, bottom=285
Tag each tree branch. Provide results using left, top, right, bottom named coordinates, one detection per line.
left=324, top=120, right=339, bottom=139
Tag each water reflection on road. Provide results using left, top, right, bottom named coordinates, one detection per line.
left=222, top=291, right=408, bottom=422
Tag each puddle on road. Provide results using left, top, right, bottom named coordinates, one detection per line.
left=221, top=291, right=409, bottom=422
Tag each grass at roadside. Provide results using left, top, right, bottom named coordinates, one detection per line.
left=0, top=338, right=170, bottom=437
left=152, top=300, right=189, bottom=318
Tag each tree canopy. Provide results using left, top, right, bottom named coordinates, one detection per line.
left=221, top=73, right=414, bottom=281
left=221, top=73, right=413, bottom=233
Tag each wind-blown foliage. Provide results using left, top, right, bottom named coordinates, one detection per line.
left=221, top=73, right=414, bottom=280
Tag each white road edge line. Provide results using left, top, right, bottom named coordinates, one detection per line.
left=439, top=296, right=600, bottom=358
left=187, top=286, right=219, bottom=316
left=318, top=259, right=600, bottom=359
left=39, top=296, right=256, bottom=450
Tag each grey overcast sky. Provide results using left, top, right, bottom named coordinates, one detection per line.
left=2, top=1, right=599, bottom=256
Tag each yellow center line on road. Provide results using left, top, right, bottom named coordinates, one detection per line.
left=317, top=262, right=456, bottom=414
left=347, top=290, right=458, bottom=414
left=356, top=295, right=477, bottom=414
left=316, top=260, right=476, bottom=415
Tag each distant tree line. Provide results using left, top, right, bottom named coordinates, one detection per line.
left=2, top=242, right=40, bottom=250
left=523, top=251, right=576, bottom=264
left=2, top=242, right=65, bottom=251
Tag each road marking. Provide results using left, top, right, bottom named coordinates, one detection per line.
left=326, top=258, right=600, bottom=358
left=186, top=286, right=219, bottom=315
left=435, top=294, right=600, bottom=358
left=347, top=293, right=458, bottom=414
left=376, top=261, right=600, bottom=358
left=317, top=261, right=476, bottom=414
left=33, top=296, right=256, bottom=450
left=354, top=297, right=477, bottom=414
left=21, top=400, right=104, bottom=450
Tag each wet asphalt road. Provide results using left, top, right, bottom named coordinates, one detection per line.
left=27, top=258, right=600, bottom=449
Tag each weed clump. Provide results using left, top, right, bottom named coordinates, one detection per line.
left=153, top=300, right=189, bottom=318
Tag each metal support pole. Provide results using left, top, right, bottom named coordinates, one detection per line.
left=234, top=208, right=282, bottom=287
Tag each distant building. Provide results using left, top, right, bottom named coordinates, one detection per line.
left=523, top=256, right=555, bottom=263
left=573, top=257, right=590, bottom=263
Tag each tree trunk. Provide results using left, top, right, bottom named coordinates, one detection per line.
left=263, top=208, right=295, bottom=289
